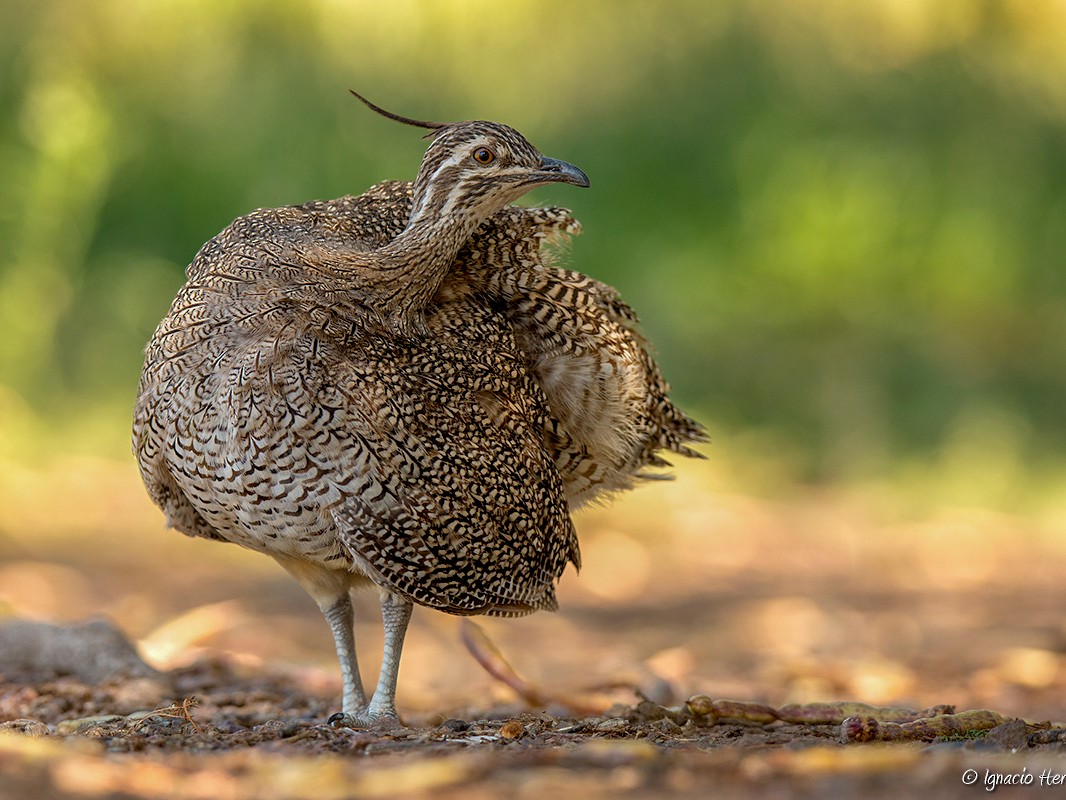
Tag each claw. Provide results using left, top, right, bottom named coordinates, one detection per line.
left=326, top=710, right=401, bottom=730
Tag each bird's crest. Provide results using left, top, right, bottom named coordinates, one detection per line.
left=350, top=90, right=447, bottom=139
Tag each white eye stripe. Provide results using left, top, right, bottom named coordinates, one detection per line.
left=430, top=150, right=467, bottom=180
left=414, top=138, right=514, bottom=220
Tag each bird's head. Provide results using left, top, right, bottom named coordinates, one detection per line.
left=351, top=91, right=589, bottom=228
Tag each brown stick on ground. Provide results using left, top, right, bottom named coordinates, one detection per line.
left=460, top=620, right=606, bottom=715
left=460, top=620, right=546, bottom=707
left=777, top=702, right=956, bottom=725
left=841, top=710, right=1007, bottom=743
left=685, top=695, right=959, bottom=727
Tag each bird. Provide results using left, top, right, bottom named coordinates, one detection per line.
left=132, top=92, right=706, bottom=726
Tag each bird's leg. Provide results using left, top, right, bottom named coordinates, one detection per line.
left=365, top=590, right=413, bottom=721
left=321, top=593, right=367, bottom=715
left=270, top=556, right=370, bottom=722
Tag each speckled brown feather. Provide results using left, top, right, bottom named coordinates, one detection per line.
left=133, top=174, right=703, bottom=619
left=332, top=183, right=708, bottom=508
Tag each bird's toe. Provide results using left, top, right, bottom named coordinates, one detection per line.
left=326, top=710, right=401, bottom=730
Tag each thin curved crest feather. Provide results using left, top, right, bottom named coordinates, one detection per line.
left=349, top=90, right=447, bottom=139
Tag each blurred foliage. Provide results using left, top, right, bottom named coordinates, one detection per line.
left=1, top=0, right=1065, bottom=488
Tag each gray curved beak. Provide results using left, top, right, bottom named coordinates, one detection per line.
left=536, top=156, right=591, bottom=188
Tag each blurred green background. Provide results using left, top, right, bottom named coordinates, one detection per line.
left=1, top=0, right=1065, bottom=508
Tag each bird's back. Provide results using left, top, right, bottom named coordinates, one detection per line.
left=306, top=182, right=705, bottom=503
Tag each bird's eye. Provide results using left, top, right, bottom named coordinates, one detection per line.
left=473, top=147, right=495, bottom=165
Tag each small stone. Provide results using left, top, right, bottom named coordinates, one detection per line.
left=440, top=718, right=470, bottom=733
left=631, top=700, right=669, bottom=722
left=651, top=718, right=683, bottom=736
left=56, top=715, right=125, bottom=735
left=0, top=719, right=51, bottom=737
left=499, top=719, right=524, bottom=740
left=0, top=619, right=161, bottom=684
left=983, top=718, right=1030, bottom=751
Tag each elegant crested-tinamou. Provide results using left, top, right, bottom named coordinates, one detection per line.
left=133, top=92, right=705, bottom=725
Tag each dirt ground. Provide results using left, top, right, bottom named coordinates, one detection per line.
left=1, top=457, right=1065, bottom=798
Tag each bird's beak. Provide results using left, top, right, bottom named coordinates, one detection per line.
left=534, top=156, right=591, bottom=188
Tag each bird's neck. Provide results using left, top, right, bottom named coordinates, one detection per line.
left=369, top=204, right=485, bottom=322
left=296, top=186, right=494, bottom=336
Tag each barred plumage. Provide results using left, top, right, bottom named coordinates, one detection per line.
left=133, top=101, right=705, bottom=725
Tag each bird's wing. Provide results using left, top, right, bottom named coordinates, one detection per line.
left=298, top=184, right=581, bottom=613
left=324, top=305, right=579, bottom=616
left=448, top=204, right=708, bottom=507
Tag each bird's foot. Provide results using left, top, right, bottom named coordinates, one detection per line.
left=326, top=709, right=401, bottom=730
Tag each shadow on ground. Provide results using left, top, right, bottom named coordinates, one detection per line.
left=1, top=458, right=1064, bottom=798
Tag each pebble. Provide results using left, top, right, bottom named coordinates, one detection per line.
left=0, top=719, right=51, bottom=737
left=56, top=715, right=124, bottom=735
left=499, top=720, right=525, bottom=740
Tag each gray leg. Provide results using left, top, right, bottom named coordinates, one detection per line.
left=269, top=557, right=371, bottom=722
left=322, top=594, right=367, bottom=715
left=365, top=591, right=413, bottom=720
